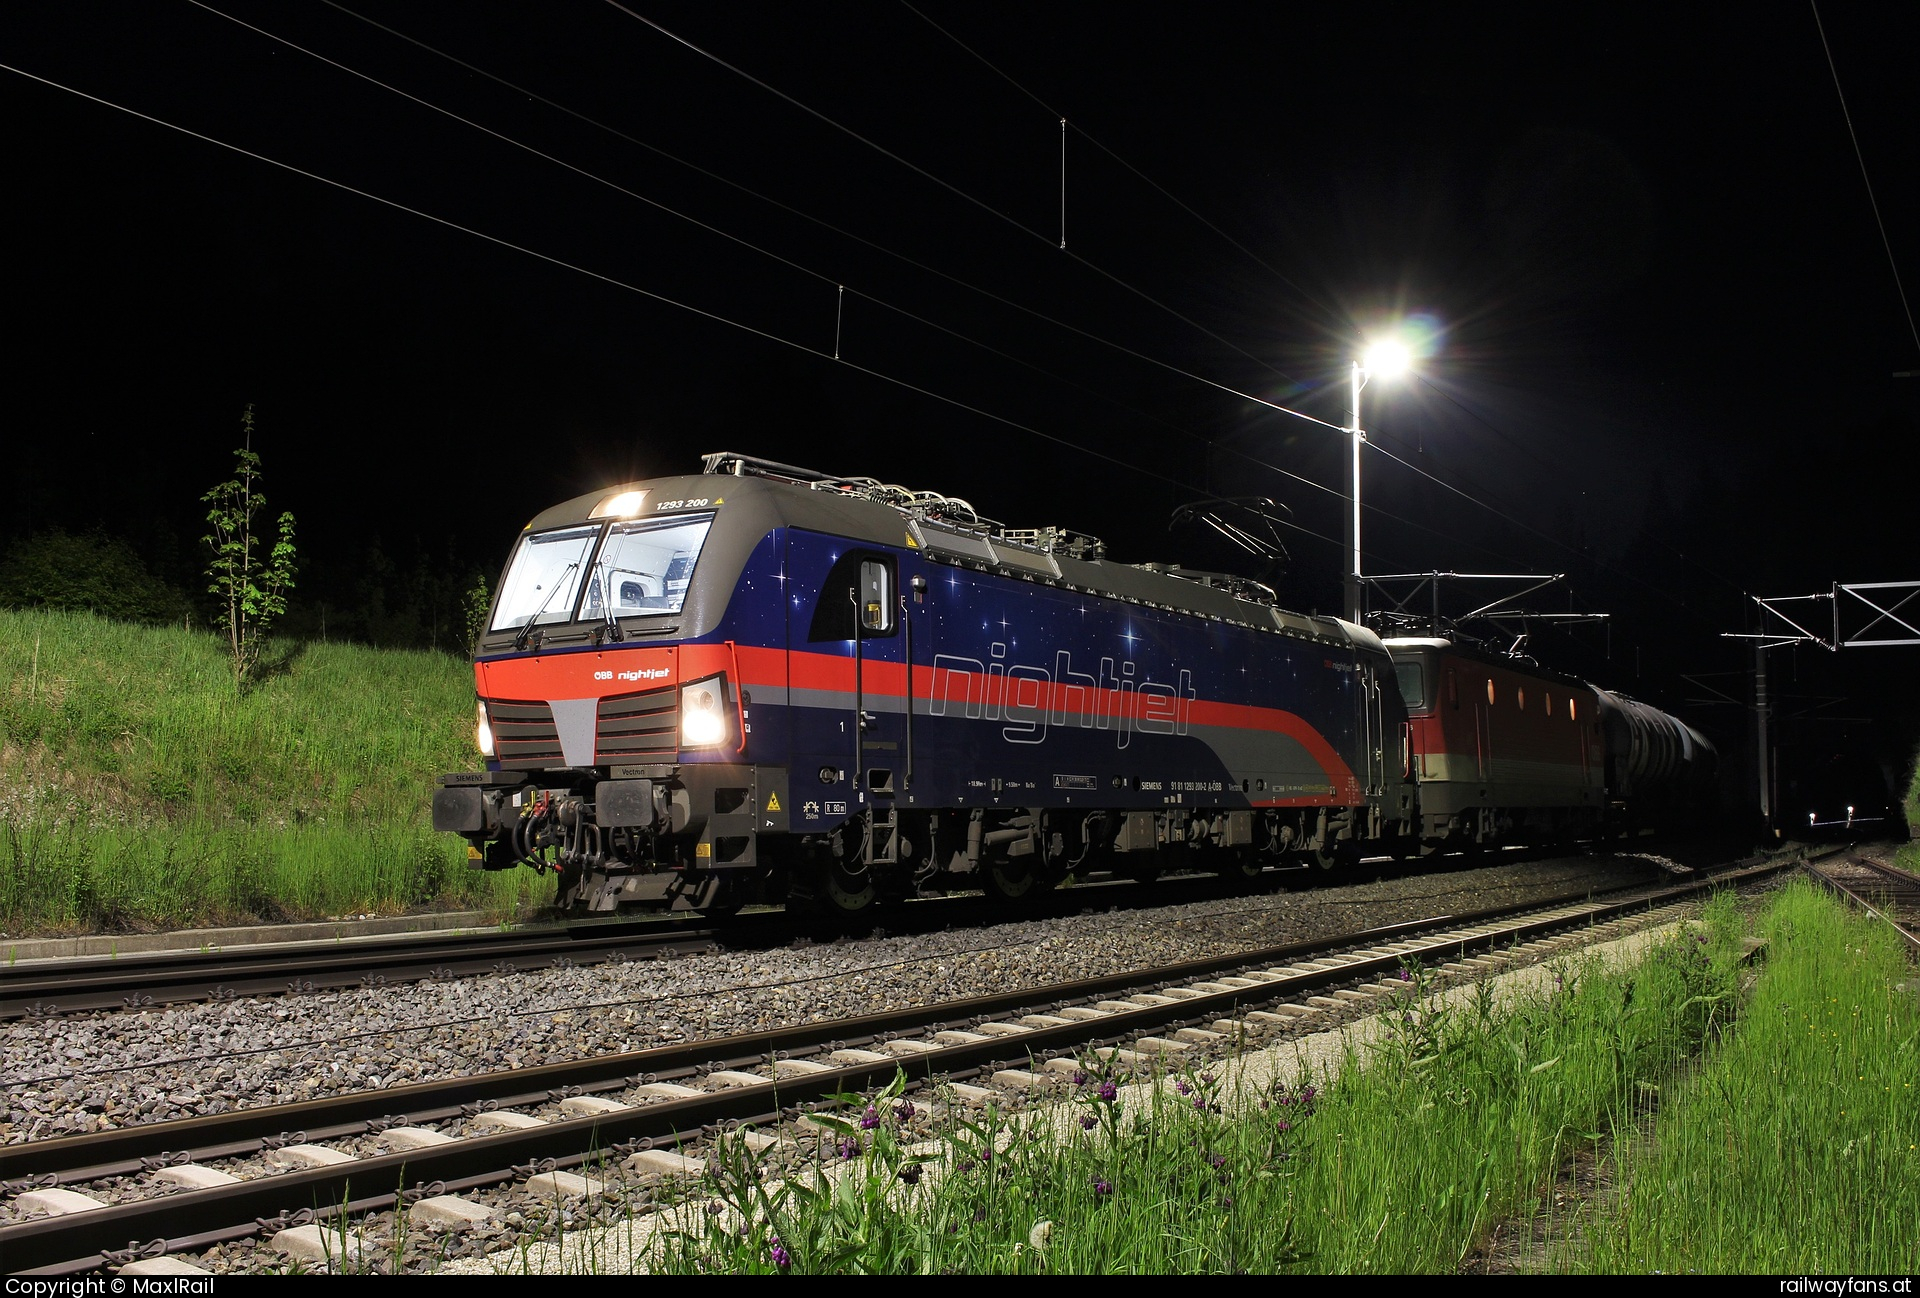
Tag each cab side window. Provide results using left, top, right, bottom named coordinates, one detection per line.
left=859, top=559, right=894, bottom=633
left=808, top=551, right=899, bottom=641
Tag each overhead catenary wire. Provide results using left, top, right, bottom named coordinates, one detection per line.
left=153, top=11, right=1578, bottom=580
left=45, top=17, right=1639, bottom=606
left=878, top=3, right=1761, bottom=621
left=898, top=0, right=1347, bottom=333
left=197, top=1, right=1354, bottom=462
left=1360, top=391, right=1749, bottom=635
left=317, top=0, right=1344, bottom=437
left=43, top=13, right=1691, bottom=601
left=600, top=1, right=1310, bottom=387
left=578, top=7, right=1647, bottom=585
left=0, top=58, right=1381, bottom=565
left=889, top=1, right=1809, bottom=625
left=1407, top=375, right=1758, bottom=606
left=186, top=0, right=1452, bottom=558
left=1808, top=0, right=1920, bottom=358
left=187, top=1, right=839, bottom=289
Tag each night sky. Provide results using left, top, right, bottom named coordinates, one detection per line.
left=5, top=2, right=1917, bottom=815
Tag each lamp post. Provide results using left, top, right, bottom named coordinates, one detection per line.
left=1345, top=339, right=1410, bottom=623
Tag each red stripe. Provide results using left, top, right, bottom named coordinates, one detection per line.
left=475, top=643, right=1360, bottom=797
left=775, top=648, right=1357, bottom=791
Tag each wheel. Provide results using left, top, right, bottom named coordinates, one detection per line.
left=793, top=833, right=876, bottom=918
left=819, top=857, right=876, bottom=914
left=981, top=853, right=1052, bottom=904
left=694, top=884, right=745, bottom=921
left=1221, top=847, right=1267, bottom=891
left=1311, top=839, right=1359, bottom=871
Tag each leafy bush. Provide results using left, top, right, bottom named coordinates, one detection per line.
left=0, top=530, right=189, bottom=624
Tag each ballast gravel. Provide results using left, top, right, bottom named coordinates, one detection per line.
left=0, top=855, right=1662, bottom=1149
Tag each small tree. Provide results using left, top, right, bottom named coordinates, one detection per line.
left=202, top=404, right=297, bottom=684
left=461, top=572, right=492, bottom=652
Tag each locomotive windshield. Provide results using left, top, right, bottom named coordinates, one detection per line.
left=490, top=514, right=717, bottom=632
left=582, top=514, right=714, bottom=619
left=490, top=525, right=598, bottom=632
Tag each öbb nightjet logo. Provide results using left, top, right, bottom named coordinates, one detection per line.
left=929, top=645, right=1195, bottom=747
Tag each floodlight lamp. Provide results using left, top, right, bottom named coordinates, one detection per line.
left=1361, top=339, right=1411, bottom=378
left=590, top=489, right=648, bottom=519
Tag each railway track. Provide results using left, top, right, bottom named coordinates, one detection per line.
left=1805, top=848, right=1920, bottom=954
left=0, top=851, right=1798, bottom=1275
left=0, top=873, right=1243, bottom=1021
left=0, top=844, right=1638, bottom=1021
left=1, top=911, right=726, bottom=1022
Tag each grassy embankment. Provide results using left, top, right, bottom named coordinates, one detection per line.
left=602, top=883, right=1914, bottom=1275
left=0, top=607, right=542, bottom=932
left=1576, top=878, right=1920, bottom=1272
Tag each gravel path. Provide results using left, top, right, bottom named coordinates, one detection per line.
left=0, top=854, right=1656, bottom=1146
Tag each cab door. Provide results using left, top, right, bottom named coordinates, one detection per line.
left=786, top=532, right=906, bottom=859
left=1359, top=662, right=1386, bottom=796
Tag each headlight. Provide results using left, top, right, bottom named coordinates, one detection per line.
left=679, top=675, right=729, bottom=748
left=476, top=700, right=495, bottom=757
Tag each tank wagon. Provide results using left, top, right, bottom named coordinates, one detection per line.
left=432, top=452, right=1715, bottom=915
left=1381, top=638, right=1716, bottom=849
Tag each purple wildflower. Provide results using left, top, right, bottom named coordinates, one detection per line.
left=836, top=1135, right=860, bottom=1160
left=1209, top=1153, right=1228, bottom=1168
left=894, top=1100, right=915, bottom=1124
left=769, top=1237, right=791, bottom=1271
left=899, top=1163, right=923, bottom=1187
left=1276, top=1119, right=1292, bottom=1132
left=1174, top=1079, right=1192, bottom=1096
left=1201, top=1072, right=1216, bottom=1086
left=1080, top=1113, right=1099, bottom=1130
left=859, top=1105, right=880, bottom=1131
left=1072, top=1071, right=1088, bottom=1087
left=1192, top=1096, right=1207, bottom=1112
left=1301, top=1086, right=1316, bottom=1103
left=1260, top=1099, right=1271, bottom=1110
left=1098, top=1081, right=1118, bottom=1103
left=1091, top=1176, right=1113, bottom=1196
left=1398, top=968, right=1413, bottom=982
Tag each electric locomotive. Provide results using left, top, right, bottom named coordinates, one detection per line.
left=433, top=452, right=1420, bottom=915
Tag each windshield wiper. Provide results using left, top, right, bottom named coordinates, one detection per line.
left=591, top=556, right=625, bottom=644
left=512, top=561, right=580, bottom=652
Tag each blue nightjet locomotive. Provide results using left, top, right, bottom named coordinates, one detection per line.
left=432, top=452, right=1708, bottom=916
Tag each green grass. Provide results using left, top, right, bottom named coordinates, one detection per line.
left=1575, top=879, right=1920, bottom=1273
left=639, top=909, right=1747, bottom=1275
left=0, top=607, right=541, bottom=930
left=633, top=889, right=1912, bottom=1274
